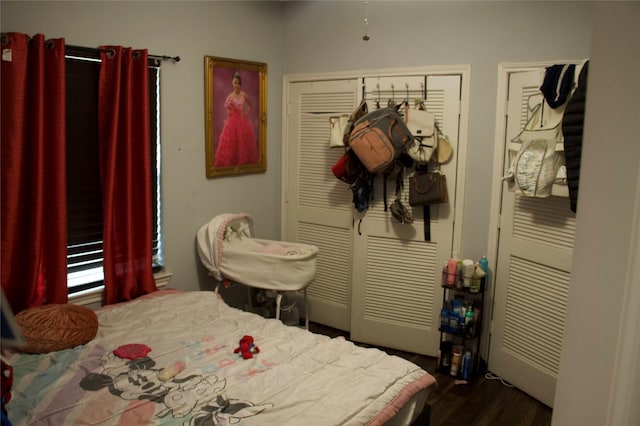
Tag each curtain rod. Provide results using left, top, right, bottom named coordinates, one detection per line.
left=1, top=36, right=180, bottom=62
left=1, top=35, right=179, bottom=62
left=66, top=44, right=180, bottom=63
left=150, top=54, right=181, bottom=63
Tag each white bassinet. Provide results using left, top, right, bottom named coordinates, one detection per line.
left=197, top=213, right=319, bottom=327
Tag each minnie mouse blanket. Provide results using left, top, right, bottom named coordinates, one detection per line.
left=6, top=290, right=435, bottom=425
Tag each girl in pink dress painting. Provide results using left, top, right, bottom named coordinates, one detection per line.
left=214, top=72, right=259, bottom=167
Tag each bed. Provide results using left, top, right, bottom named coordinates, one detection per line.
left=5, top=290, right=436, bottom=425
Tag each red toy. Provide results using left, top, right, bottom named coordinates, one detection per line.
left=234, top=335, right=260, bottom=359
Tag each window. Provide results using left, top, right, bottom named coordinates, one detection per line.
left=65, top=47, right=163, bottom=294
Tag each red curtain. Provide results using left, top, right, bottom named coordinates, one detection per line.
left=0, top=33, right=68, bottom=313
left=99, top=46, right=156, bottom=304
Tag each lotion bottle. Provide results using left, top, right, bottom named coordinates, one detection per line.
left=450, top=348, right=461, bottom=376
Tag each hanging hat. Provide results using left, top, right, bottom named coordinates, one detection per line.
left=540, top=64, right=576, bottom=109
left=436, top=135, right=453, bottom=163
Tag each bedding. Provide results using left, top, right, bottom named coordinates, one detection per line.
left=5, top=290, right=435, bottom=425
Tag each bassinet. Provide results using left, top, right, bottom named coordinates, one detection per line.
left=197, top=213, right=319, bottom=327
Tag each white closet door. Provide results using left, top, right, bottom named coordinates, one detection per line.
left=283, top=79, right=360, bottom=331
left=489, top=69, right=576, bottom=407
left=283, top=73, right=464, bottom=355
left=349, top=75, right=461, bottom=356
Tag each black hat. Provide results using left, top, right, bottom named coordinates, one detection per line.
left=540, top=64, right=576, bottom=109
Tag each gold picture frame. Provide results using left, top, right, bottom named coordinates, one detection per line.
left=204, top=56, right=267, bottom=178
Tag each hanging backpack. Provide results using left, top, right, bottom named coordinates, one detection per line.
left=348, top=107, right=413, bottom=174
left=507, top=102, right=564, bottom=198
left=405, top=107, right=437, bottom=164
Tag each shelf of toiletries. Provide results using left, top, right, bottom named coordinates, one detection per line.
left=438, top=295, right=482, bottom=338
left=441, top=256, right=488, bottom=293
left=437, top=256, right=488, bottom=381
left=437, top=291, right=483, bottom=379
left=437, top=341, right=476, bottom=381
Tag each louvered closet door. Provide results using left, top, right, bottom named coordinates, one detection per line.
left=284, top=79, right=360, bottom=331
left=489, top=69, right=576, bottom=408
left=349, top=75, right=461, bottom=356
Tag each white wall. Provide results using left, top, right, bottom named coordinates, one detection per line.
left=1, top=1, right=286, bottom=303
left=553, top=3, right=640, bottom=425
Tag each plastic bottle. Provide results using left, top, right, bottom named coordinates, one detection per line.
left=446, top=259, right=457, bottom=286
left=450, top=349, right=461, bottom=376
left=440, top=308, right=449, bottom=332
left=462, top=351, right=472, bottom=381
left=479, top=255, right=489, bottom=273
left=470, top=265, right=484, bottom=293
left=464, top=304, right=474, bottom=325
left=440, top=341, right=452, bottom=373
left=462, top=259, right=474, bottom=288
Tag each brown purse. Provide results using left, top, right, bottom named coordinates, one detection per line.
left=409, top=171, right=447, bottom=206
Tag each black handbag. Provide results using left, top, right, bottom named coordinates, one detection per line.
left=409, top=171, right=448, bottom=206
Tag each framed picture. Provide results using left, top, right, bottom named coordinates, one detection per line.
left=204, top=56, right=267, bottom=178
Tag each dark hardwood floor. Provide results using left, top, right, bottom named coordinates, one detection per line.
left=308, top=322, right=552, bottom=426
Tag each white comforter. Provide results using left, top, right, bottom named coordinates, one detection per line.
left=7, top=291, right=435, bottom=426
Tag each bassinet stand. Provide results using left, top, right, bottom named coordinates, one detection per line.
left=214, top=282, right=310, bottom=329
